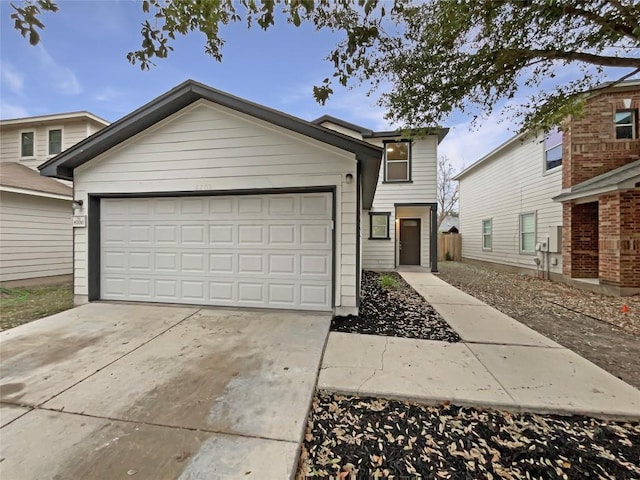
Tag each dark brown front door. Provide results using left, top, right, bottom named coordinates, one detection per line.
left=399, top=219, right=421, bottom=265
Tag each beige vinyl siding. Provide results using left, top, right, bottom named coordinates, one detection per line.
left=0, top=128, right=20, bottom=163
left=458, top=133, right=563, bottom=273
left=72, top=100, right=358, bottom=312
left=362, top=136, right=438, bottom=269
left=0, top=191, right=73, bottom=282
left=1, top=119, right=97, bottom=170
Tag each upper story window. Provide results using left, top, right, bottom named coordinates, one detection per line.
left=384, top=140, right=411, bottom=182
left=615, top=110, right=637, bottom=139
left=48, top=128, right=62, bottom=155
left=20, top=131, right=34, bottom=157
left=544, top=128, right=562, bottom=171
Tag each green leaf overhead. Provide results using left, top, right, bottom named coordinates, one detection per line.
left=10, top=0, right=640, bottom=131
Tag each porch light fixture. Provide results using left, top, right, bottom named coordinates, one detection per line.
left=72, top=199, right=84, bottom=210
left=345, top=173, right=353, bottom=184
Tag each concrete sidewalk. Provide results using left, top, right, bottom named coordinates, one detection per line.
left=319, top=271, right=640, bottom=420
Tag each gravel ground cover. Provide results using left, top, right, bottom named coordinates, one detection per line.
left=331, top=271, right=460, bottom=342
left=297, top=392, right=640, bottom=479
left=437, top=262, right=640, bottom=388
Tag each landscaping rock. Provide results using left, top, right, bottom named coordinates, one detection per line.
left=298, top=392, right=640, bottom=479
left=332, top=271, right=460, bottom=342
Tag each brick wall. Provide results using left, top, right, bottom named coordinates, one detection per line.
left=598, top=193, right=621, bottom=284
left=562, top=88, right=640, bottom=189
left=564, top=202, right=599, bottom=278
left=619, top=190, right=640, bottom=288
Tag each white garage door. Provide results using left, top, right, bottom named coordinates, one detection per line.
left=100, top=193, right=333, bottom=311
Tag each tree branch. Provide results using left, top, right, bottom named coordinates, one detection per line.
left=507, top=49, right=640, bottom=68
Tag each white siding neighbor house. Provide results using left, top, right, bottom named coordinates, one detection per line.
left=455, top=131, right=564, bottom=278
left=40, top=80, right=444, bottom=314
left=0, top=112, right=109, bottom=284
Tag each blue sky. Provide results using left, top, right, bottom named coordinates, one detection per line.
left=0, top=1, right=629, bottom=171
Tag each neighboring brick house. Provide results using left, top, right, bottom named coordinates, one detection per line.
left=456, top=80, right=639, bottom=296
left=554, top=81, right=640, bottom=296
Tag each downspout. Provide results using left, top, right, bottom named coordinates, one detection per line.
left=355, top=160, right=362, bottom=307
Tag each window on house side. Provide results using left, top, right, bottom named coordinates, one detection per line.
left=482, top=219, right=492, bottom=250
left=520, top=213, right=536, bottom=253
left=615, top=110, right=637, bottom=139
left=49, top=129, right=62, bottom=155
left=544, top=128, right=563, bottom=170
left=369, top=212, right=390, bottom=239
left=21, top=132, right=34, bottom=157
left=384, top=141, right=410, bottom=181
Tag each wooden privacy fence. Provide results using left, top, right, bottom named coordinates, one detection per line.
left=438, top=233, right=461, bottom=261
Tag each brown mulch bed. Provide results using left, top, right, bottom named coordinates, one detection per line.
left=331, top=271, right=460, bottom=342
left=297, top=392, right=640, bottom=479
left=437, top=261, right=640, bottom=388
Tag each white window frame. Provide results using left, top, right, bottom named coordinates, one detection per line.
left=519, top=212, right=537, bottom=254
left=19, top=129, right=36, bottom=158
left=543, top=128, right=563, bottom=172
left=369, top=212, right=391, bottom=240
left=47, top=126, right=64, bottom=156
left=615, top=109, right=637, bottom=140
left=482, top=219, right=492, bottom=251
left=383, top=140, right=411, bottom=182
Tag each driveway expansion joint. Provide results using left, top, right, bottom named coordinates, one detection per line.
left=37, top=308, right=203, bottom=408
left=33, top=404, right=298, bottom=444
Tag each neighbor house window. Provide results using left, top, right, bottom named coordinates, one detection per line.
left=615, top=110, right=637, bottom=139
left=519, top=212, right=536, bottom=253
left=482, top=219, right=492, bottom=250
left=369, top=212, right=390, bottom=239
left=544, top=128, right=563, bottom=170
left=48, top=129, right=62, bottom=155
left=20, top=131, right=34, bottom=157
left=384, top=141, right=411, bottom=182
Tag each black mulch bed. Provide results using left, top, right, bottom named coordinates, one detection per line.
left=331, top=271, right=460, bottom=342
left=297, top=392, right=640, bottom=479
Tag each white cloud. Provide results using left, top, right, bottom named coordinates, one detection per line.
left=34, top=45, right=82, bottom=95
left=94, top=86, right=119, bottom=102
left=438, top=110, right=516, bottom=173
left=1, top=63, right=25, bottom=95
left=0, top=102, right=29, bottom=119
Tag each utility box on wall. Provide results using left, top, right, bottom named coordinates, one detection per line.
left=548, top=225, right=562, bottom=253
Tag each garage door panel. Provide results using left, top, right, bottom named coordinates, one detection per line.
left=100, top=193, right=332, bottom=311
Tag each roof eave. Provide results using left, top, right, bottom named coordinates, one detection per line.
left=553, top=179, right=640, bottom=202
left=40, top=80, right=382, bottom=187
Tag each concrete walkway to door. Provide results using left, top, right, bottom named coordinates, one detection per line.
left=0, top=303, right=331, bottom=479
left=319, top=271, right=640, bottom=420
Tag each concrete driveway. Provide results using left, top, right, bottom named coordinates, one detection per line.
left=0, top=303, right=331, bottom=479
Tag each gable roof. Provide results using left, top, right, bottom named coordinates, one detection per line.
left=312, top=115, right=450, bottom=144
left=313, top=115, right=374, bottom=135
left=553, top=159, right=640, bottom=202
left=455, top=79, right=640, bottom=181
left=0, top=162, right=72, bottom=198
left=0, top=111, right=109, bottom=127
left=454, top=131, right=530, bottom=181
left=39, top=80, right=383, bottom=209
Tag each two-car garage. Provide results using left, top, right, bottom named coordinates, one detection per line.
left=39, top=80, right=383, bottom=314
left=99, top=192, right=333, bottom=311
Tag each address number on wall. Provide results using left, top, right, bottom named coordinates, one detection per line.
left=73, top=215, right=87, bottom=228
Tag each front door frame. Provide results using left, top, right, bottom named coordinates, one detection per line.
left=394, top=202, right=438, bottom=272
left=399, top=217, right=421, bottom=265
